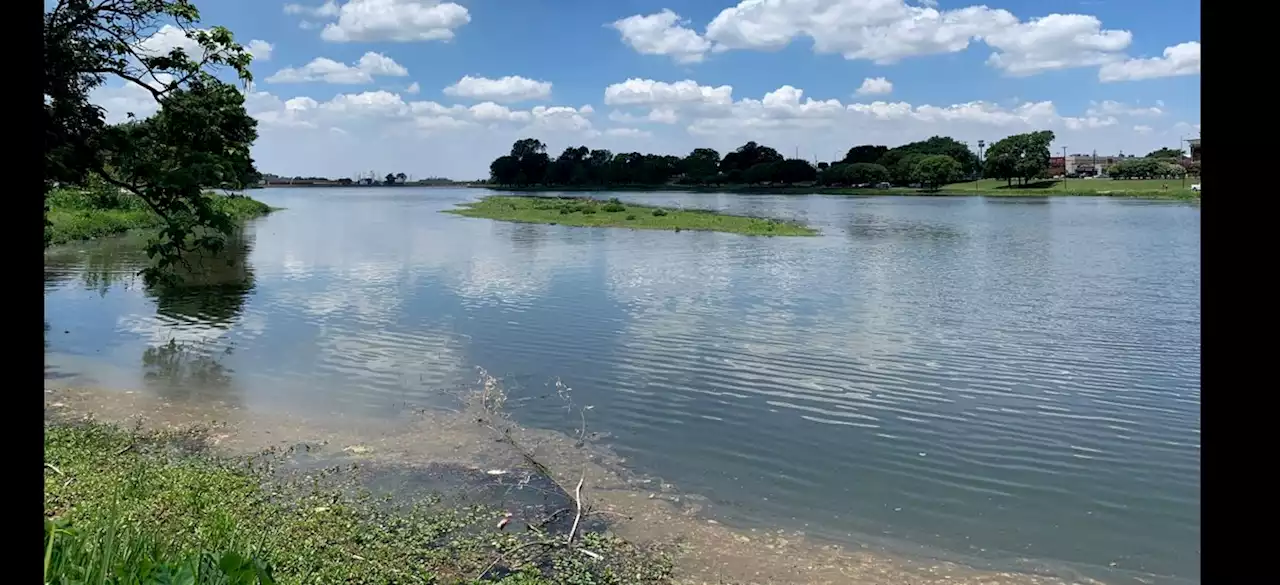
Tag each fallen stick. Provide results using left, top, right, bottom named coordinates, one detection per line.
left=567, top=473, right=585, bottom=545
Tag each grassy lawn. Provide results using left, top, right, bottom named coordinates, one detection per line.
left=922, top=178, right=1200, bottom=198
left=44, top=419, right=673, bottom=585
left=45, top=188, right=277, bottom=246
left=445, top=196, right=819, bottom=236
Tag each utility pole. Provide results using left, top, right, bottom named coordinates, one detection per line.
left=1061, top=146, right=1068, bottom=189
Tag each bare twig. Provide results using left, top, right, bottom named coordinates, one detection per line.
left=44, top=463, right=65, bottom=476
left=114, top=443, right=135, bottom=456
left=577, top=548, right=602, bottom=560
left=567, top=472, right=586, bottom=545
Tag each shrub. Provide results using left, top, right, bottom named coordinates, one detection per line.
left=652, top=209, right=668, bottom=217
left=581, top=207, right=597, bottom=214
left=602, top=203, right=626, bottom=212
left=625, top=214, right=637, bottom=220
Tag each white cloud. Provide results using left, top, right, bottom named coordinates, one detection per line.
left=648, top=108, right=679, bottom=124
left=579, top=104, right=595, bottom=115
left=1098, top=41, right=1201, bottom=82
left=135, top=24, right=203, bottom=57
left=855, top=77, right=893, bottom=96
left=405, top=81, right=421, bottom=94
left=612, top=1, right=1143, bottom=78
left=245, top=40, right=275, bottom=61
left=1085, top=100, right=1163, bottom=118
left=1133, top=125, right=1153, bottom=134
left=284, top=1, right=341, bottom=17
left=611, top=9, right=712, bottom=64
left=267, top=52, right=408, bottom=84
left=443, top=75, right=553, bottom=102
left=291, top=0, right=471, bottom=42
left=603, top=78, right=734, bottom=107
left=982, top=14, right=1131, bottom=76
left=605, top=128, right=653, bottom=138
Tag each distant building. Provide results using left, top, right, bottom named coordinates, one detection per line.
left=1188, top=139, right=1201, bottom=162
left=1049, top=156, right=1066, bottom=176
left=1064, top=153, right=1136, bottom=177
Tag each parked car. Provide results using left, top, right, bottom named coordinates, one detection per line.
left=875, top=182, right=891, bottom=189
left=1190, top=183, right=1201, bottom=192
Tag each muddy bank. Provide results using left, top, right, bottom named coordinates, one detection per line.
left=44, top=384, right=1098, bottom=585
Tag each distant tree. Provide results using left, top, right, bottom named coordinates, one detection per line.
left=744, top=162, right=776, bottom=184
left=1147, top=147, right=1184, bottom=159
left=721, top=141, right=784, bottom=173
left=509, top=138, right=550, bottom=184
left=983, top=131, right=1055, bottom=186
left=878, top=137, right=979, bottom=175
left=682, top=148, right=721, bottom=182
left=846, top=163, right=889, bottom=185
left=384, top=173, right=397, bottom=185
left=773, top=159, right=817, bottom=184
left=842, top=145, right=888, bottom=165
left=489, top=155, right=520, bottom=184
left=817, top=161, right=829, bottom=171
left=890, top=152, right=927, bottom=185
left=912, top=155, right=963, bottom=190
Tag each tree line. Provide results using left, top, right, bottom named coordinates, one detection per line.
left=487, top=131, right=1075, bottom=190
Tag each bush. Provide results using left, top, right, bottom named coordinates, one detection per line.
left=625, top=214, right=637, bottom=221
left=652, top=209, right=668, bottom=217
left=602, top=203, right=626, bottom=213
left=581, top=207, right=597, bottom=214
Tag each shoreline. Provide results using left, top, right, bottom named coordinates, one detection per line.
left=476, top=183, right=1201, bottom=201
left=445, top=195, right=820, bottom=236
left=44, top=190, right=278, bottom=247
left=44, top=383, right=1098, bottom=585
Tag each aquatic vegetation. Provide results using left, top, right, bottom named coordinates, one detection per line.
left=445, top=196, right=818, bottom=236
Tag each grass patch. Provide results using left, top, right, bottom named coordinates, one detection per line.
left=444, top=196, right=819, bottom=236
left=45, top=188, right=278, bottom=246
left=44, top=419, right=673, bottom=585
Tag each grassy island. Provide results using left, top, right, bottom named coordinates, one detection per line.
left=45, top=188, right=277, bottom=246
left=445, top=196, right=819, bottom=236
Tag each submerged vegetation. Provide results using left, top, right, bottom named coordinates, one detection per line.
left=446, top=196, right=819, bottom=236
left=44, top=187, right=274, bottom=247
left=44, top=419, right=674, bottom=585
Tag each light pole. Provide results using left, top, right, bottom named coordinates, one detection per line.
left=977, top=140, right=986, bottom=178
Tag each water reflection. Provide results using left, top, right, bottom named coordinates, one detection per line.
left=43, top=189, right=1201, bottom=585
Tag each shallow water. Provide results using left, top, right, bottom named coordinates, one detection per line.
left=44, top=187, right=1200, bottom=584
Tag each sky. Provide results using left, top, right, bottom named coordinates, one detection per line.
left=87, top=0, right=1201, bottom=180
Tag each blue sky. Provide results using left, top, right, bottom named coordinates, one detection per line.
left=89, top=0, right=1201, bottom=179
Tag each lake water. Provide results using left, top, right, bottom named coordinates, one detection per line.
left=44, top=188, right=1200, bottom=584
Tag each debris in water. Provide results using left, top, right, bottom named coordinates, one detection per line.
left=343, top=445, right=372, bottom=455
left=497, top=512, right=512, bottom=530
left=485, top=469, right=508, bottom=476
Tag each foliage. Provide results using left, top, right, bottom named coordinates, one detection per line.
left=1109, top=157, right=1186, bottom=179
left=983, top=131, right=1055, bottom=186
left=45, top=187, right=272, bottom=246
left=45, top=0, right=263, bottom=286
left=1147, top=147, right=1185, bottom=159
left=889, top=152, right=928, bottom=185
left=446, top=196, right=818, bottom=236
left=877, top=136, right=979, bottom=176
left=719, top=141, right=784, bottom=173
left=911, top=155, right=963, bottom=190
left=45, top=420, right=675, bottom=585
left=841, top=145, right=889, bottom=165
left=819, top=162, right=887, bottom=186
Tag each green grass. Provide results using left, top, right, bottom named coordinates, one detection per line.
left=45, top=188, right=278, bottom=246
left=445, top=196, right=819, bottom=236
left=44, top=419, right=674, bottom=585
left=484, top=178, right=1201, bottom=200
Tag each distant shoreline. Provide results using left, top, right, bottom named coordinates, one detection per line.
left=477, top=182, right=1201, bottom=201
left=257, top=182, right=479, bottom=189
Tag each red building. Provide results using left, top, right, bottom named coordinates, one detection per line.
left=1049, top=156, right=1066, bottom=176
